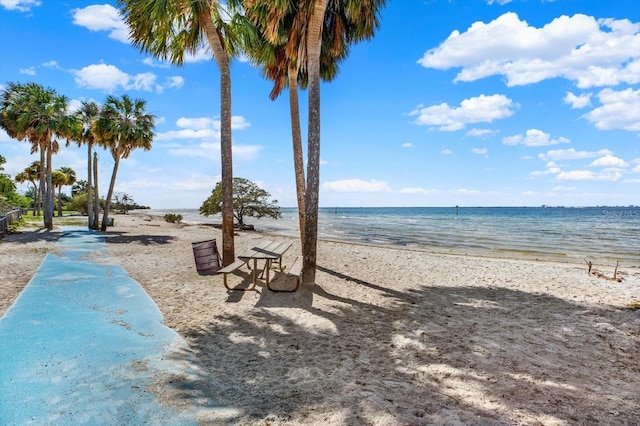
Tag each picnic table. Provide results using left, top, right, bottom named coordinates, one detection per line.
left=218, top=240, right=293, bottom=291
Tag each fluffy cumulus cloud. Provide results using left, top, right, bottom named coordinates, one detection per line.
left=73, top=63, right=183, bottom=93
left=0, top=0, right=40, bottom=12
left=418, top=12, right=640, bottom=88
left=410, top=94, right=516, bottom=131
left=583, top=88, right=640, bottom=132
left=531, top=149, right=630, bottom=182
left=564, top=92, right=592, bottom=109
left=322, top=179, right=391, bottom=193
left=588, top=154, right=629, bottom=168
left=72, top=5, right=130, bottom=43
left=503, top=129, right=570, bottom=147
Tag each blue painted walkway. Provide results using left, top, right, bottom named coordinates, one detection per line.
left=0, top=227, right=211, bottom=425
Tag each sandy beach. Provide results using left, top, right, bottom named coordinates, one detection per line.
left=2, top=213, right=639, bottom=425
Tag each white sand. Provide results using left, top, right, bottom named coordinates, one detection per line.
left=2, top=213, right=639, bottom=425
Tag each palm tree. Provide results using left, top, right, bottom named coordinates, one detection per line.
left=94, top=94, right=154, bottom=231
left=14, top=161, right=41, bottom=215
left=51, top=169, right=68, bottom=217
left=0, top=82, right=78, bottom=230
left=243, top=1, right=350, bottom=245
left=245, top=0, right=386, bottom=283
left=57, top=166, right=76, bottom=216
left=117, top=0, right=253, bottom=265
left=73, top=101, right=100, bottom=229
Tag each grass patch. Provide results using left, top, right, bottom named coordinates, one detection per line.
left=21, top=214, right=86, bottom=227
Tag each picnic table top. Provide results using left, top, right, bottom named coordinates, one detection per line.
left=238, top=240, right=292, bottom=260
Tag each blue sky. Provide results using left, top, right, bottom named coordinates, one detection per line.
left=1, top=0, right=639, bottom=209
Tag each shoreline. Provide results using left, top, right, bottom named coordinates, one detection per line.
left=136, top=211, right=640, bottom=270
left=1, top=213, right=639, bottom=424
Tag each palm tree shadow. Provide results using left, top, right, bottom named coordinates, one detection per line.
left=2, top=228, right=64, bottom=244
left=102, top=231, right=175, bottom=246
left=162, top=266, right=640, bottom=424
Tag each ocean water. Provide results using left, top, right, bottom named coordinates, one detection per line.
left=137, top=207, right=640, bottom=267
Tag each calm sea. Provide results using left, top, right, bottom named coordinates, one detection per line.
left=138, top=207, right=640, bottom=267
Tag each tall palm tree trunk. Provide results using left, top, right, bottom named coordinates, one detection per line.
left=101, top=156, right=119, bottom=231
left=93, top=151, right=100, bottom=229
left=202, top=12, right=235, bottom=266
left=57, top=186, right=63, bottom=217
left=44, top=143, right=54, bottom=230
left=38, top=150, right=45, bottom=217
left=301, top=0, right=328, bottom=284
left=288, top=64, right=306, bottom=243
left=87, top=143, right=93, bottom=229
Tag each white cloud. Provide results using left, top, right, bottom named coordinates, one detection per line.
left=232, top=116, right=251, bottom=130
left=142, top=58, right=170, bottom=69
left=410, top=94, right=516, bottom=131
left=503, top=129, right=570, bottom=147
left=557, top=170, right=622, bottom=181
left=588, top=155, right=629, bottom=168
left=42, top=61, right=61, bottom=69
left=74, top=64, right=131, bottom=92
left=73, top=63, right=183, bottom=93
left=466, top=128, right=499, bottom=138
left=583, top=88, right=640, bottom=132
left=130, top=72, right=157, bottom=92
left=563, top=92, right=591, bottom=109
left=538, top=148, right=613, bottom=161
left=441, top=148, right=453, bottom=155
left=486, top=0, right=512, bottom=4
left=157, top=115, right=253, bottom=162
left=322, top=179, right=391, bottom=193
left=0, top=0, right=40, bottom=12
left=418, top=12, right=640, bottom=88
left=19, top=66, right=35, bottom=75
left=402, top=142, right=413, bottom=148
left=72, top=5, right=130, bottom=43
left=165, top=76, right=185, bottom=89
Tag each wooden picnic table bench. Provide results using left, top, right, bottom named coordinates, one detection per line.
left=218, top=240, right=293, bottom=291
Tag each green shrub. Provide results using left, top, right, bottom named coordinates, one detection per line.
left=163, top=213, right=183, bottom=223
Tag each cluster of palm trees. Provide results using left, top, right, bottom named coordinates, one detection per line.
left=0, top=83, right=155, bottom=232
left=118, top=0, right=386, bottom=284
left=15, top=161, right=77, bottom=218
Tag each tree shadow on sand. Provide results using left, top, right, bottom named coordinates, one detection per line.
left=102, top=232, right=176, bottom=246
left=161, top=265, right=640, bottom=425
left=1, top=228, right=65, bottom=244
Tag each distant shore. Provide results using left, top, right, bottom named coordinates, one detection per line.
left=1, top=212, right=639, bottom=424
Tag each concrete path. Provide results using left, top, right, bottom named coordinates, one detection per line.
left=0, top=227, right=213, bottom=425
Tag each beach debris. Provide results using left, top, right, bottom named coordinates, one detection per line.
left=585, top=259, right=623, bottom=282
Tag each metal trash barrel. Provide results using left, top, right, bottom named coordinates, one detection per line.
left=192, top=239, right=221, bottom=273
